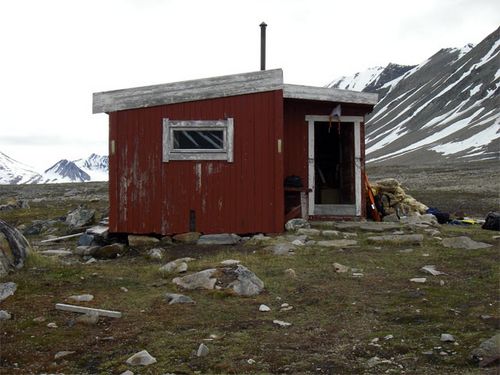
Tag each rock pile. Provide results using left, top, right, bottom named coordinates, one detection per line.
left=371, top=178, right=428, bottom=216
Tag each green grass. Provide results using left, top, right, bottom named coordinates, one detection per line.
left=1, top=181, right=499, bottom=374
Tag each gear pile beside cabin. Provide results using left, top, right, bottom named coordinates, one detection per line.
left=93, top=69, right=377, bottom=235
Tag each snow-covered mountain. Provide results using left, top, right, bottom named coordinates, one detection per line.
left=73, top=153, right=109, bottom=182
left=42, top=159, right=91, bottom=183
left=327, top=63, right=416, bottom=93
left=0, top=152, right=109, bottom=184
left=329, top=27, right=499, bottom=165
left=0, top=151, right=42, bottom=184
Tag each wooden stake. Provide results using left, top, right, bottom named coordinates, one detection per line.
left=55, top=303, right=122, bottom=318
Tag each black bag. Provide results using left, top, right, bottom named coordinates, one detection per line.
left=482, top=212, right=500, bottom=231
left=284, top=175, right=303, bottom=188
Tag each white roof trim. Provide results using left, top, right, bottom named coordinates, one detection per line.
left=93, top=69, right=378, bottom=113
left=283, top=84, right=378, bottom=105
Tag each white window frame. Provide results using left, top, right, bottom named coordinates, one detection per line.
left=162, top=118, right=234, bottom=162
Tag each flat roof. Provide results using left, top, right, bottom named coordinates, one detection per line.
left=93, top=68, right=378, bottom=114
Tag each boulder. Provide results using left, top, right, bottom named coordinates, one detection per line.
left=126, top=350, right=157, bottom=366
left=65, top=207, right=95, bottom=228
left=0, top=282, right=17, bottom=302
left=172, top=269, right=217, bottom=290
left=285, top=218, right=310, bottom=231
left=128, top=235, right=159, bottom=248
left=224, top=265, right=265, bottom=296
left=317, top=239, right=358, bottom=248
left=442, top=236, right=492, bottom=250
left=470, top=334, right=500, bottom=367
left=173, top=232, right=201, bottom=244
left=0, top=219, right=31, bottom=277
left=197, top=233, right=240, bottom=245
left=296, top=228, right=321, bottom=236
left=173, top=264, right=265, bottom=296
left=93, top=243, right=126, bottom=259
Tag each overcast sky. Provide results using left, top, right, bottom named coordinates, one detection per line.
left=1, top=0, right=499, bottom=172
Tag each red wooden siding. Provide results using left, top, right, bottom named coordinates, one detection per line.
left=109, top=90, right=284, bottom=235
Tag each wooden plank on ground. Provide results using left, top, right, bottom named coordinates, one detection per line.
left=40, top=233, right=84, bottom=243
left=55, top=303, right=122, bottom=318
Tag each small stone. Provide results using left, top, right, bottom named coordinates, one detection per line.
left=421, top=265, right=446, bottom=276
left=384, top=334, right=394, bottom=340
left=441, top=333, right=455, bottom=342
left=76, top=311, right=99, bottom=325
left=120, top=371, right=134, bottom=375
left=165, top=293, right=195, bottom=305
left=47, top=322, right=58, bottom=328
left=172, top=269, right=217, bottom=290
left=440, top=351, right=448, bottom=356
left=440, top=280, right=445, bottom=286
left=285, top=218, right=310, bottom=231
left=284, top=268, right=296, bottom=278
left=120, top=287, right=129, bottom=292
left=247, top=358, right=256, bottom=365
left=54, top=351, right=75, bottom=360
left=291, top=239, right=304, bottom=246
left=352, top=273, right=364, bottom=277
left=410, top=278, right=427, bottom=283
left=33, top=316, right=46, bottom=323
left=147, top=248, right=164, bottom=260
left=126, top=350, right=157, bottom=366
left=197, top=343, right=209, bottom=357
left=220, top=259, right=240, bottom=266
left=68, top=294, right=94, bottom=302
left=273, top=319, right=292, bottom=327
left=268, top=242, right=296, bottom=255
left=0, top=310, right=12, bottom=320
left=259, top=304, right=271, bottom=312
left=333, top=262, right=349, bottom=273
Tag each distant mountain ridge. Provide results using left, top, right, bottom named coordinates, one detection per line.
left=0, top=153, right=108, bottom=184
left=328, top=27, right=499, bottom=165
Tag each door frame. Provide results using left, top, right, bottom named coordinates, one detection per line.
left=306, top=115, right=363, bottom=217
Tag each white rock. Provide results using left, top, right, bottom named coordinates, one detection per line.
left=126, top=350, right=157, bottom=366
left=0, top=310, right=12, bottom=320
left=47, top=322, right=58, bottom=328
left=259, top=304, right=271, bottom=312
left=68, top=294, right=94, bottom=302
left=410, top=278, right=427, bottom=283
left=247, top=358, right=256, bottom=364
left=421, top=265, right=446, bottom=276
left=54, top=351, right=75, bottom=360
left=291, top=239, right=304, bottom=246
left=333, top=262, right=349, bottom=273
left=441, top=333, right=455, bottom=342
left=0, top=282, right=17, bottom=302
left=120, top=371, right=134, bottom=375
left=273, top=319, right=292, bottom=327
left=197, top=343, right=209, bottom=357
left=220, top=259, right=240, bottom=266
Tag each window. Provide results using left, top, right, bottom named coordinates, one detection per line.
left=163, top=119, right=234, bottom=162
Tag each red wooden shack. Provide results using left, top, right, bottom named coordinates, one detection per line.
left=93, top=69, right=377, bottom=235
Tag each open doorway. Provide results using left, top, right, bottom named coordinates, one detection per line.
left=314, top=121, right=355, bottom=205
left=306, top=115, right=363, bottom=217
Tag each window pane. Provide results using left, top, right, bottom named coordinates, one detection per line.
left=173, top=130, right=224, bottom=150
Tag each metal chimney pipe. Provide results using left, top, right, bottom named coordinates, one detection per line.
left=260, top=22, right=267, bottom=71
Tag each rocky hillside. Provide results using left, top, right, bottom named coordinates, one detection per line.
left=330, top=27, right=499, bottom=165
